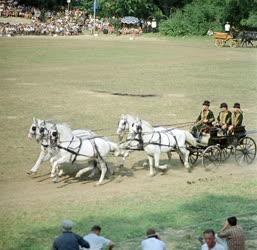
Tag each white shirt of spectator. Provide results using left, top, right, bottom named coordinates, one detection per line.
left=225, top=23, right=230, bottom=32
left=141, top=237, right=166, bottom=250
left=83, top=233, right=111, bottom=250
left=151, top=21, right=157, bottom=28
left=201, top=242, right=225, bottom=250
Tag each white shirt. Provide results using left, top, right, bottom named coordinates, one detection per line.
left=225, top=24, right=230, bottom=32
left=141, top=237, right=166, bottom=250
left=83, top=233, right=111, bottom=250
left=201, top=242, right=225, bottom=250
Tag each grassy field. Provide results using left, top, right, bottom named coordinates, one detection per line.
left=0, top=35, right=257, bottom=250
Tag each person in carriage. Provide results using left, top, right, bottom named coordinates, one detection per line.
left=228, top=103, right=244, bottom=135
left=212, top=102, right=232, bottom=134
left=191, top=100, right=215, bottom=140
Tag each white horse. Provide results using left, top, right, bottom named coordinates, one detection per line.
left=49, top=123, right=120, bottom=185
left=128, top=118, right=197, bottom=176
left=117, top=114, right=173, bottom=161
left=27, top=118, right=96, bottom=175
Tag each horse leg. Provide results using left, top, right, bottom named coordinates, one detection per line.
left=147, top=155, right=155, bottom=176
left=154, top=152, right=168, bottom=170
left=167, top=152, right=172, bottom=161
left=97, top=159, right=108, bottom=185
left=29, top=150, right=48, bottom=174
left=75, top=165, right=95, bottom=178
left=88, top=160, right=97, bottom=178
left=51, top=156, right=67, bottom=182
left=179, top=147, right=190, bottom=172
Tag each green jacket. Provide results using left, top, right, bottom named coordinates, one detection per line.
left=217, top=110, right=232, bottom=126
left=232, top=111, right=243, bottom=127
left=196, top=109, right=215, bottom=125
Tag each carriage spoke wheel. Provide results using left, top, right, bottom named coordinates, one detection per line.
left=179, top=147, right=199, bottom=167
left=220, top=147, right=233, bottom=162
left=235, top=137, right=257, bottom=166
left=215, top=39, right=224, bottom=47
left=202, top=145, right=221, bottom=171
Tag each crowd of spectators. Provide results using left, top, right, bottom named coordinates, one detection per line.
left=0, top=1, right=158, bottom=37
left=53, top=216, right=245, bottom=250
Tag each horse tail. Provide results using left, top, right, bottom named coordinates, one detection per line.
left=184, top=131, right=197, bottom=147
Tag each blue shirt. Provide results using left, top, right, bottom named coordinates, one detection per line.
left=53, top=232, right=90, bottom=250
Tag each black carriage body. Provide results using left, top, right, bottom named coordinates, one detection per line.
left=208, top=127, right=246, bottom=148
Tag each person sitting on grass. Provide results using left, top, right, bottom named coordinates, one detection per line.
left=201, top=229, right=225, bottom=250
left=218, top=216, right=245, bottom=250
left=53, top=220, right=90, bottom=250
left=83, top=225, right=114, bottom=250
left=141, top=228, right=166, bottom=250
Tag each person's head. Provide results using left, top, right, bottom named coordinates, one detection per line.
left=202, top=100, right=210, bottom=111
left=227, top=216, right=237, bottom=226
left=146, top=228, right=158, bottom=239
left=220, top=102, right=228, bottom=112
left=233, top=103, right=241, bottom=112
left=203, top=229, right=216, bottom=248
left=91, top=225, right=101, bottom=235
left=62, top=220, right=73, bottom=232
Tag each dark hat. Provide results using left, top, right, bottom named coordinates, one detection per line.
left=220, top=102, right=228, bottom=108
left=202, top=100, right=210, bottom=106
left=233, top=103, right=240, bottom=108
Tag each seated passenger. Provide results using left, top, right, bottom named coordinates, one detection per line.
left=228, top=103, right=243, bottom=134
left=213, top=103, right=232, bottom=132
left=191, top=100, right=215, bottom=139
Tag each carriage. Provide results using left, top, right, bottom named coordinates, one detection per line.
left=214, top=32, right=240, bottom=48
left=183, top=127, right=257, bottom=170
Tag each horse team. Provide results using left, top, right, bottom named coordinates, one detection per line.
left=28, top=115, right=198, bottom=185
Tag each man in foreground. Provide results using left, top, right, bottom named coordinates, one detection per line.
left=83, top=225, right=114, bottom=250
left=201, top=229, right=225, bottom=250
left=53, top=220, right=90, bottom=250
left=218, top=216, right=245, bottom=250
left=141, top=228, right=166, bottom=250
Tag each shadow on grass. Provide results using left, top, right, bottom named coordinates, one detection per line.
left=8, top=193, right=257, bottom=250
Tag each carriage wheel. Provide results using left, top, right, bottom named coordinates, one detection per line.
left=215, top=39, right=224, bottom=47
left=202, top=145, right=221, bottom=171
left=235, top=137, right=257, bottom=166
left=220, top=146, right=233, bottom=162
left=230, top=40, right=239, bottom=48
left=179, top=147, right=199, bottom=167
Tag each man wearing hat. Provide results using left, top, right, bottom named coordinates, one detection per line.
left=214, top=103, right=232, bottom=130
left=228, top=103, right=243, bottom=133
left=53, top=220, right=90, bottom=250
left=141, top=228, right=166, bottom=250
left=191, top=100, right=215, bottom=139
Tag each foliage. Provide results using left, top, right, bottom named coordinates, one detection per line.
left=160, top=0, right=257, bottom=36
left=160, top=0, right=224, bottom=36
left=240, top=11, right=257, bottom=29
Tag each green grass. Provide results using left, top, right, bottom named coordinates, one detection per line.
left=0, top=36, right=257, bottom=249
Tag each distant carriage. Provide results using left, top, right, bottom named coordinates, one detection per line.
left=214, top=32, right=240, bottom=48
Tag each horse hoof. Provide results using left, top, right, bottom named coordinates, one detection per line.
left=148, top=173, right=155, bottom=177
left=95, top=182, right=102, bottom=186
left=142, top=162, right=148, bottom=167
left=187, top=168, right=192, bottom=173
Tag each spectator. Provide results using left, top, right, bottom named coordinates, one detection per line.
left=201, top=229, right=225, bottom=250
left=141, top=228, right=166, bottom=250
left=83, top=225, right=114, bottom=250
left=218, top=217, right=245, bottom=250
left=53, top=220, right=90, bottom=250
left=151, top=18, right=157, bottom=33
left=225, top=22, right=230, bottom=33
